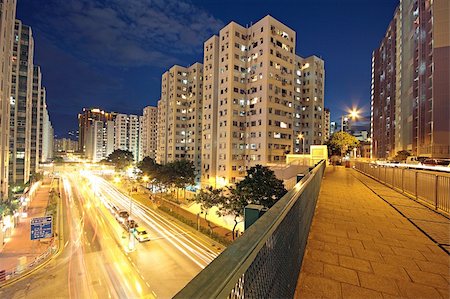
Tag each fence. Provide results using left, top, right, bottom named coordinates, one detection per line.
left=354, top=162, right=450, bottom=215
left=0, top=238, right=57, bottom=284
left=174, top=160, right=325, bottom=299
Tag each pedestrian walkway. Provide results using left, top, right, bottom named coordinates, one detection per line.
left=0, top=183, right=52, bottom=273
left=295, top=167, right=450, bottom=299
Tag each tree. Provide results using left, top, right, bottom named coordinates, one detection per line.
left=217, top=187, right=247, bottom=240
left=194, top=187, right=225, bottom=235
left=166, top=160, right=196, bottom=200
left=105, top=149, right=134, bottom=171
left=328, top=131, right=359, bottom=156
left=392, top=150, right=411, bottom=162
left=137, top=156, right=158, bottom=175
left=234, top=165, right=287, bottom=208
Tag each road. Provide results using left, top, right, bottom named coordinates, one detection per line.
left=0, top=171, right=220, bottom=298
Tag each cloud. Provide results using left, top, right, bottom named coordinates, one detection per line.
left=25, top=0, right=223, bottom=67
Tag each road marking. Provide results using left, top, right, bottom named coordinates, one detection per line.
left=64, top=241, right=69, bottom=248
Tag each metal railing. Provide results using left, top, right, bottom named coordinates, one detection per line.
left=354, top=162, right=450, bottom=215
left=0, top=238, right=57, bottom=284
left=175, top=160, right=326, bottom=299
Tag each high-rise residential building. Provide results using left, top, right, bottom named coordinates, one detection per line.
left=330, top=121, right=337, bottom=136
left=78, top=108, right=115, bottom=154
left=114, top=113, right=141, bottom=161
left=294, top=55, right=325, bottom=154
left=30, top=65, right=41, bottom=174
left=157, top=63, right=203, bottom=177
left=41, top=105, right=53, bottom=163
left=9, top=20, right=33, bottom=185
left=372, top=0, right=449, bottom=159
left=201, top=15, right=325, bottom=187
left=0, top=0, right=16, bottom=199
left=142, top=106, right=158, bottom=160
left=54, top=138, right=78, bottom=153
left=323, top=108, right=330, bottom=141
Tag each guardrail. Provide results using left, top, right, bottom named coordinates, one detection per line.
left=175, top=160, right=326, bottom=298
left=354, top=162, right=450, bottom=215
left=0, top=238, right=57, bottom=284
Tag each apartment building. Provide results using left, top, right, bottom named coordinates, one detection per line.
left=371, top=0, right=449, bottom=159
left=114, top=113, right=141, bottom=161
left=201, top=16, right=297, bottom=187
left=78, top=108, right=115, bottom=153
left=157, top=63, right=203, bottom=175
left=9, top=20, right=33, bottom=185
left=54, top=138, right=78, bottom=153
left=295, top=55, right=325, bottom=153
left=323, top=108, right=330, bottom=142
left=30, top=66, right=41, bottom=174
left=0, top=0, right=16, bottom=198
left=142, top=106, right=158, bottom=160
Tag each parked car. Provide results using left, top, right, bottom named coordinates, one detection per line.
left=422, top=159, right=450, bottom=166
left=133, top=227, right=150, bottom=242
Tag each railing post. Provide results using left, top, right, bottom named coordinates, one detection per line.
left=434, top=175, right=438, bottom=211
left=415, top=171, right=418, bottom=201
left=401, top=168, right=404, bottom=193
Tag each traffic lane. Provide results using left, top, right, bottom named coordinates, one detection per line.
left=69, top=175, right=153, bottom=298
left=95, top=178, right=218, bottom=265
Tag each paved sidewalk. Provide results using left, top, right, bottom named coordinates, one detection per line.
left=295, top=167, right=450, bottom=299
left=0, top=183, right=52, bottom=272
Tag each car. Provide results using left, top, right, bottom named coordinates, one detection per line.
left=122, top=219, right=138, bottom=231
left=422, top=159, right=450, bottom=166
left=116, top=210, right=129, bottom=223
left=133, top=227, right=150, bottom=242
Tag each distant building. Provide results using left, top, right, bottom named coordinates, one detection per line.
left=330, top=121, right=337, bottom=136
left=78, top=108, right=115, bottom=154
left=30, top=66, right=42, bottom=174
left=0, top=0, right=17, bottom=198
left=371, top=0, right=449, bottom=159
left=323, top=108, right=330, bottom=141
left=54, top=138, right=78, bottom=153
left=114, top=114, right=141, bottom=162
left=353, top=130, right=369, bottom=142
left=142, top=106, right=157, bottom=160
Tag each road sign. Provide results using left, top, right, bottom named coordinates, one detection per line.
left=31, top=216, right=53, bottom=240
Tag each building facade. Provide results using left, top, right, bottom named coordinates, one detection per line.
left=114, top=114, right=141, bottom=161
left=201, top=15, right=325, bottom=187
left=157, top=63, right=203, bottom=177
left=54, top=138, right=78, bottom=153
left=372, top=0, right=449, bottom=159
left=323, top=108, right=330, bottom=142
left=78, top=108, right=115, bottom=154
left=30, top=65, right=41, bottom=174
left=0, top=0, right=16, bottom=198
left=9, top=20, right=33, bottom=185
left=142, top=106, right=158, bottom=160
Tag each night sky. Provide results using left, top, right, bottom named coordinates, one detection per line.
left=16, top=0, right=398, bottom=138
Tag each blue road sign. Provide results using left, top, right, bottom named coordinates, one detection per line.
left=31, top=216, right=53, bottom=240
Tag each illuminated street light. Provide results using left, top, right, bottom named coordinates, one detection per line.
left=142, top=175, right=149, bottom=183
left=341, top=107, right=360, bottom=132
left=113, top=177, right=121, bottom=184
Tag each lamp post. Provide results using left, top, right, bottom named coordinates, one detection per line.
left=341, top=108, right=360, bottom=132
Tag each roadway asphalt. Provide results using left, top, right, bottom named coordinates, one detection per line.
left=0, top=171, right=220, bottom=298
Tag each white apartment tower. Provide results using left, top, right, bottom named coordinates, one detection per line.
left=142, top=106, right=158, bottom=160
left=294, top=55, right=325, bottom=153
left=157, top=63, right=203, bottom=176
left=30, top=65, right=41, bottom=174
left=0, top=0, right=16, bottom=198
left=114, top=114, right=141, bottom=161
left=201, top=16, right=297, bottom=187
left=10, top=20, right=33, bottom=185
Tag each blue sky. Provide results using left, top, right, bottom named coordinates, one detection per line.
left=17, top=0, right=398, bottom=137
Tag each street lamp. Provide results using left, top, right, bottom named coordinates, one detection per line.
left=341, top=108, right=360, bottom=132
left=297, top=133, right=305, bottom=154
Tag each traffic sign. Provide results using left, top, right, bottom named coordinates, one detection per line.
left=31, top=216, right=53, bottom=240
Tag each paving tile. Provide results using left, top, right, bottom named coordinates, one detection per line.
left=351, top=247, right=384, bottom=262
left=390, top=247, right=427, bottom=260
left=323, top=264, right=359, bottom=285
left=298, top=273, right=342, bottom=299
left=415, top=260, right=450, bottom=276
left=307, top=248, right=339, bottom=265
left=370, top=261, right=411, bottom=281
left=437, top=287, right=449, bottom=299
left=406, top=269, right=449, bottom=289
left=380, top=253, right=421, bottom=271
left=358, top=272, right=400, bottom=295
left=396, top=280, right=442, bottom=299
left=341, top=283, right=383, bottom=299
left=301, top=258, right=324, bottom=276
left=339, top=255, right=372, bottom=273
left=323, top=243, right=353, bottom=257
